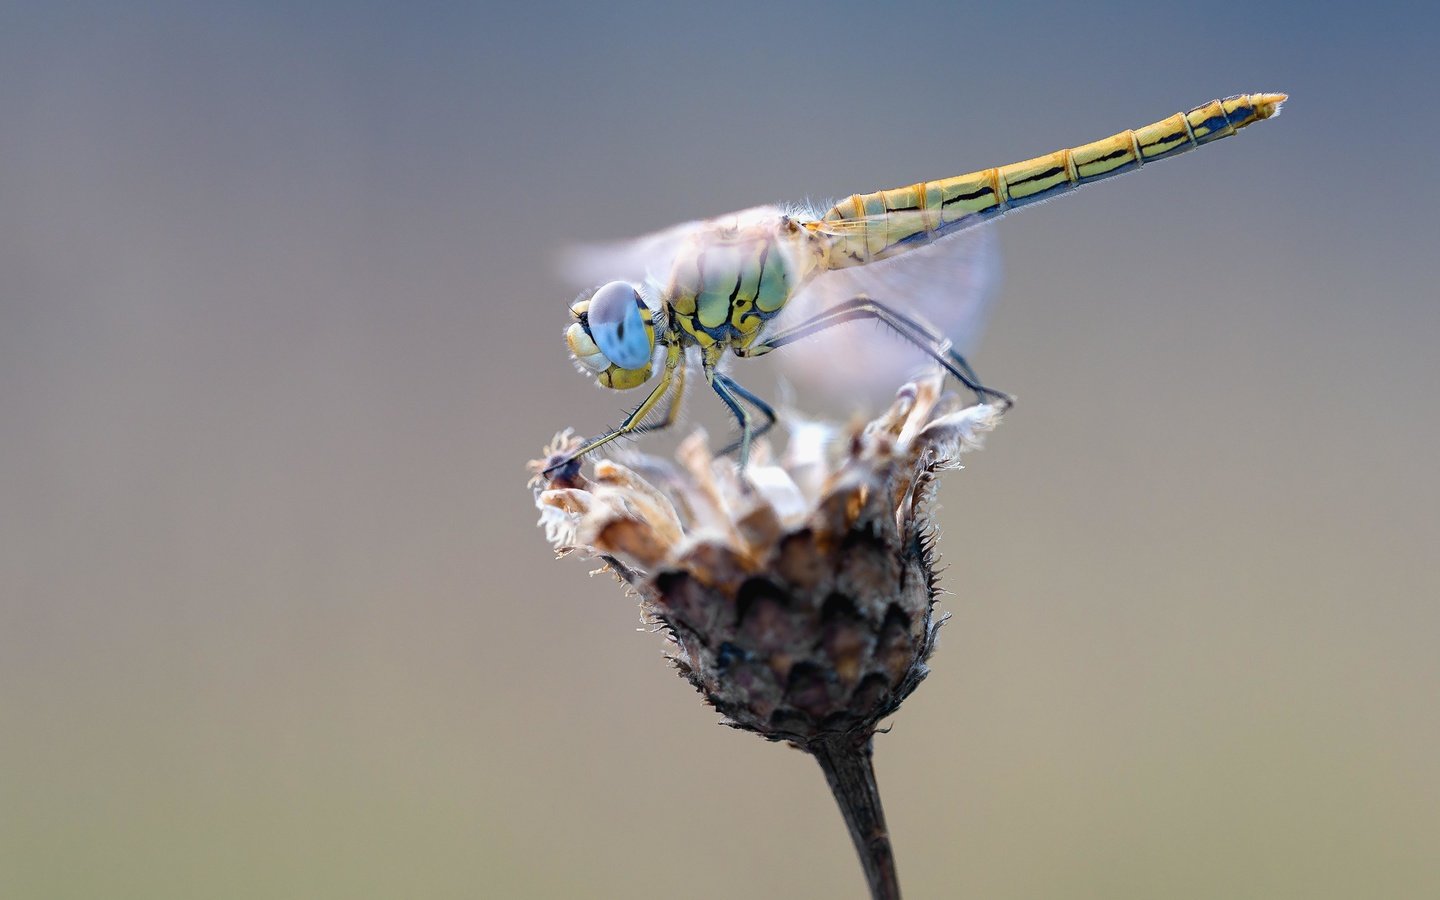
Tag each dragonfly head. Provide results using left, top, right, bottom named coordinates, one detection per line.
left=565, top=280, right=657, bottom=389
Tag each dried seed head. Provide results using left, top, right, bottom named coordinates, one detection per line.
left=528, top=378, right=1002, bottom=748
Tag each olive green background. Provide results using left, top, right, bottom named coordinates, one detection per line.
left=3, top=2, right=1437, bottom=897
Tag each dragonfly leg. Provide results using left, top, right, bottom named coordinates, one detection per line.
left=544, top=357, right=680, bottom=476
left=629, top=362, right=686, bottom=437
left=710, top=371, right=777, bottom=463
left=737, top=296, right=1013, bottom=408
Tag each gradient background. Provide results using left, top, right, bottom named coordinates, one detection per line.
left=3, top=2, right=1437, bottom=897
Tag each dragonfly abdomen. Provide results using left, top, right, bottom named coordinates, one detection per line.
left=821, top=93, right=1286, bottom=267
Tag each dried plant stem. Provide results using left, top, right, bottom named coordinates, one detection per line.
left=808, top=735, right=900, bottom=900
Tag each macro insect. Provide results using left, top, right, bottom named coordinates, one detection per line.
left=552, top=93, right=1286, bottom=473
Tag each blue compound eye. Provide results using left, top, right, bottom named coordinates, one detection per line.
left=587, top=281, right=652, bottom=369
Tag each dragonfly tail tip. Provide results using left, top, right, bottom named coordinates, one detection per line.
left=1255, top=92, right=1289, bottom=118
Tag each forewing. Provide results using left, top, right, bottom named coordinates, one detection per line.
left=556, top=218, right=703, bottom=295
left=770, top=225, right=1001, bottom=410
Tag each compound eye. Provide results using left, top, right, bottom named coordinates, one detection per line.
left=587, top=281, right=652, bottom=369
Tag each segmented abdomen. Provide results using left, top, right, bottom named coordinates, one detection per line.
left=821, top=92, right=1286, bottom=267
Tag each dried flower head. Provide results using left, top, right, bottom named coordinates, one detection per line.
left=531, top=378, right=999, bottom=743
left=528, top=377, right=1001, bottom=898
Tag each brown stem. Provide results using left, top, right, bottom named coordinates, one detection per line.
left=808, top=735, right=901, bottom=900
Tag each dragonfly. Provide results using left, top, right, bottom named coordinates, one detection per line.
left=550, top=92, right=1287, bottom=474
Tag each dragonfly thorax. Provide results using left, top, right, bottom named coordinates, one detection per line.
left=664, top=214, right=823, bottom=353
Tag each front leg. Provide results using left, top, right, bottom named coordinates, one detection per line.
left=544, top=347, right=683, bottom=476
left=629, top=362, right=687, bottom=437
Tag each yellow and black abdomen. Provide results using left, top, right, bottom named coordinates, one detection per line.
left=667, top=233, right=794, bottom=349
left=822, top=93, right=1286, bottom=267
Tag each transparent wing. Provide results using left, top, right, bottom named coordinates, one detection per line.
left=768, top=224, right=1001, bottom=410
left=557, top=220, right=699, bottom=291
left=557, top=205, right=789, bottom=293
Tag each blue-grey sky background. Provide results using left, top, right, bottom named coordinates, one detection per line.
left=3, top=2, right=1437, bottom=897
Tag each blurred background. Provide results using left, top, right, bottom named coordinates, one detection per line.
left=3, top=2, right=1437, bottom=897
